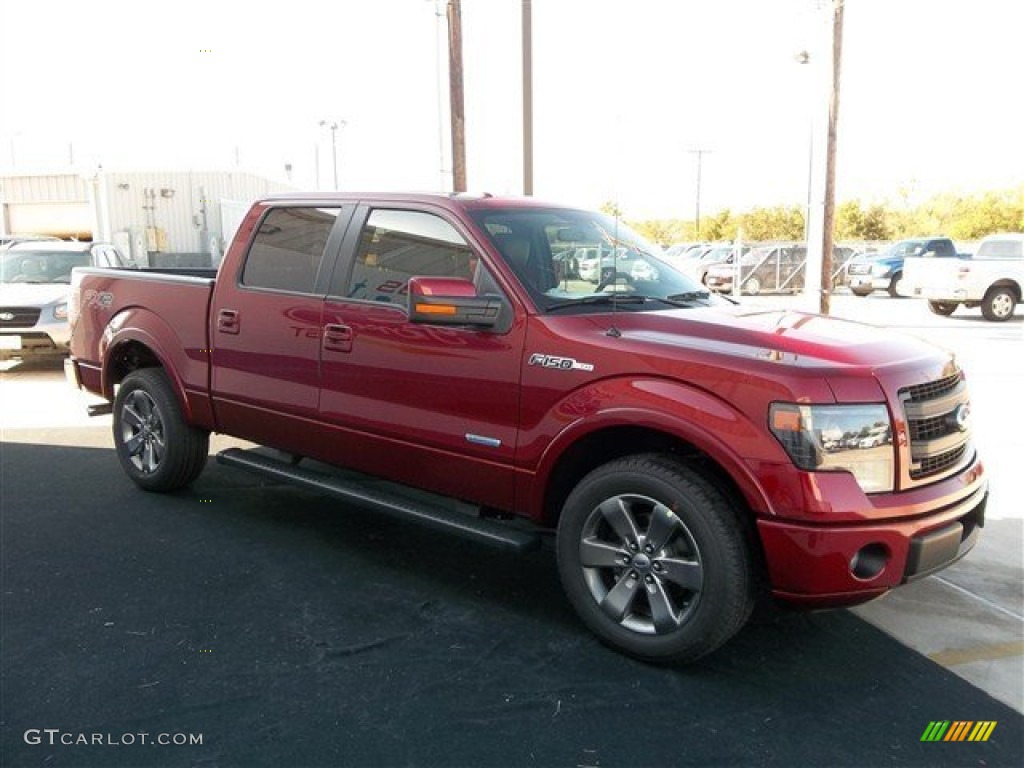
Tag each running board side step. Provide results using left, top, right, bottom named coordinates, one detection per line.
left=216, top=448, right=540, bottom=553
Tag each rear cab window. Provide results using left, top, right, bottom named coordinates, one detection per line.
left=240, top=206, right=342, bottom=293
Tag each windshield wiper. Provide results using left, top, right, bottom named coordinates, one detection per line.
left=666, top=290, right=711, bottom=303
left=546, top=294, right=650, bottom=312
left=546, top=293, right=706, bottom=312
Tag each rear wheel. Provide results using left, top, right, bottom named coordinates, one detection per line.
left=557, top=455, right=754, bottom=663
left=744, top=276, right=762, bottom=296
left=981, top=286, right=1017, bottom=322
left=927, top=300, right=958, bottom=316
left=113, top=368, right=209, bottom=491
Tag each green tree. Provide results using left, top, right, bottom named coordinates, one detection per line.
left=600, top=200, right=624, bottom=219
left=740, top=205, right=804, bottom=240
left=701, top=209, right=736, bottom=240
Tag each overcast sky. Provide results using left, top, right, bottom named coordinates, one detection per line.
left=1, top=0, right=1022, bottom=219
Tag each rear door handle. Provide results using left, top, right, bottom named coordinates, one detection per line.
left=323, top=323, right=353, bottom=353
left=217, top=309, right=240, bottom=334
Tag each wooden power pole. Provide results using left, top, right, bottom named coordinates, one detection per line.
left=447, top=0, right=467, bottom=192
left=820, top=0, right=845, bottom=315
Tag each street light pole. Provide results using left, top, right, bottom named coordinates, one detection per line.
left=319, top=120, right=346, bottom=190
left=522, top=0, right=533, bottom=196
left=689, top=148, right=710, bottom=239
left=795, top=49, right=813, bottom=244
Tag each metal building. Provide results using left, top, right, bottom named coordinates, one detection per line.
left=0, top=170, right=293, bottom=266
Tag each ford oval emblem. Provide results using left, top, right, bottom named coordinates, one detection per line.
left=952, top=403, right=971, bottom=432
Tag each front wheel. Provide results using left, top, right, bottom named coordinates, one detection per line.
left=556, top=455, right=754, bottom=663
left=743, top=276, right=762, bottom=296
left=981, top=286, right=1017, bottom=322
left=927, top=300, right=958, bottom=316
left=113, top=368, right=210, bottom=492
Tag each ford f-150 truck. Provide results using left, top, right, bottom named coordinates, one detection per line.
left=904, top=233, right=1023, bottom=321
left=66, top=193, right=987, bottom=663
left=846, top=237, right=962, bottom=298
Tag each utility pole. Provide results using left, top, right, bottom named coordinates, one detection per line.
left=689, top=148, right=711, bottom=238
left=447, top=0, right=467, bottom=192
left=522, top=0, right=533, bottom=195
left=820, top=0, right=845, bottom=315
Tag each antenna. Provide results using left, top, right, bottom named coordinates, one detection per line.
left=607, top=205, right=622, bottom=338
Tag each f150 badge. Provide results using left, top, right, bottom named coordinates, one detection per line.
left=528, top=353, right=594, bottom=372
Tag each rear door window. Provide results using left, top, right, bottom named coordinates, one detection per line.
left=241, top=207, right=342, bottom=294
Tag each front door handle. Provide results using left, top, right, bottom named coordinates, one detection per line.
left=217, top=309, right=240, bottom=334
left=323, top=323, right=353, bottom=353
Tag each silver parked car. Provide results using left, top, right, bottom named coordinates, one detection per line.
left=0, top=241, right=132, bottom=360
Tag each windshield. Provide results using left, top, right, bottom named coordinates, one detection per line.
left=0, top=250, right=91, bottom=284
left=885, top=240, right=927, bottom=258
left=469, top=207, right=725, bottom=312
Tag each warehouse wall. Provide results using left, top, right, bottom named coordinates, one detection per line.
left=1, top=170, right=293, bottom=265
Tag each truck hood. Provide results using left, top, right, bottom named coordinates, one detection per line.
left=0, top=283, right=70, bottom=307
left=592, top=305, right=946, bottom=370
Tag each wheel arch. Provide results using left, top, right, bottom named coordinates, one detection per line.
left=986, top=278, right=1021, bottom=301
left=99, top=308, right=212, bottom=428
left=534, top=415, right=775, bottom=536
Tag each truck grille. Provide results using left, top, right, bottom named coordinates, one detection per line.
left=903, top=372, right=962, bottom=403
left=848, top=263, right=871, bottom=275
left=899, top=371, right=972, bottom=481
left=0, top=307, right=41, bottom=327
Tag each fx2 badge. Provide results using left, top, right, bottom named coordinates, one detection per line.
left=528, top=353, right=594, bottom=372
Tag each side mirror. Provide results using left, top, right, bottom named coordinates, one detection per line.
left=407, top=276, right=502, bottom=329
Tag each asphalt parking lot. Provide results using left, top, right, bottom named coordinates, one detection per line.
left=2, top=293, right=1022, bottom=767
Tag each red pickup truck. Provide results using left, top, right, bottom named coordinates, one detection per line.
left=66, top=193, right=987, bottom=662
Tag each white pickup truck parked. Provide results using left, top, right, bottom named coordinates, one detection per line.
left=904, top=233, right=1023, bottom=321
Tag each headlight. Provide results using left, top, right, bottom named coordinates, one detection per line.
left=769, top=403, right=894, bottom=493
left=54, top=302, right=68, bottom=320
left=871, top=263, right=891, bottom=277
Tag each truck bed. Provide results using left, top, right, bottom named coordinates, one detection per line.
left=69, top=266, right=218, bottom=424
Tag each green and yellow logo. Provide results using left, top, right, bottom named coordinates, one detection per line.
left=921, top=721, right=997, bottom=742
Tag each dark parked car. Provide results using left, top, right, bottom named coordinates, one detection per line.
left=705, top=244, right=855, bottom=294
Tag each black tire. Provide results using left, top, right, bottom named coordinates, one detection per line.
left=851, top=287, right=872, bottom=297
left=981, top=286, right=1017, bottom=322
left=744, top=276, right=762, bottom=296
left=556, top=454, right=755, bottom=663
left=927, top=300, right=958, bottom=317
left=887, top=272, right=905, bottom=298
left=113, top=368, right=209, bottom=492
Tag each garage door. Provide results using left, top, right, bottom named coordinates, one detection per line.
left=5, top=202, right=93, bottom=239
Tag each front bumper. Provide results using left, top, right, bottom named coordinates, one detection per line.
left=757, top=476, right=987, bottom=607
left=0, top=316, right=71, bottom=359
left=705, top=275, right=733, bottom=292
left=848, top=274, right=891, bottom=292
left=0, top=332, right=69, bottom=358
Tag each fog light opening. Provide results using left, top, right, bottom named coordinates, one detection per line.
left=851, top=543, right=890, bottom=580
